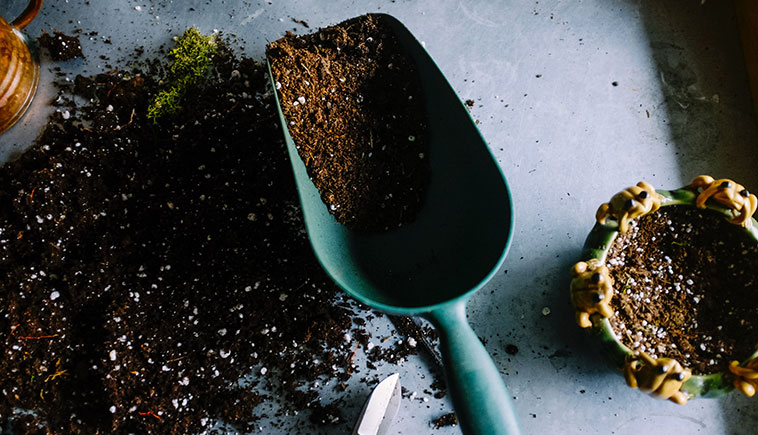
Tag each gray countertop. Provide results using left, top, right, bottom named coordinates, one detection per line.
left=2, top=0, right=758, bottom=434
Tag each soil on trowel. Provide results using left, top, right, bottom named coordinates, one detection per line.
left=267, top=14, right=430, bottom=233
left=606, top=205, right=758, bottom=375
left=0, top=31, right=439, bottom=434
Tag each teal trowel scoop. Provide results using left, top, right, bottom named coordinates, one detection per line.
left=268, top=14, right=520, bottom=435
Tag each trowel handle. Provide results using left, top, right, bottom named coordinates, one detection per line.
left=427, top=301, right=521, bottom=435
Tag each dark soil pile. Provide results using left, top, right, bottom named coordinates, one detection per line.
left=433, top=412, right=458, bottom=429
left=267, top=14, right=430, bottom=233
left=0, top=35, right=435, bottom=434
left=38, top=30, right=84, bottom=61
left=606, top=205, right=758, bottom=375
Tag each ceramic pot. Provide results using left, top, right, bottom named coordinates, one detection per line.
left=572, top=176, right=758, bottom=403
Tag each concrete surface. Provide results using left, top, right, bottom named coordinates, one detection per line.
left=2, top=0, right=757, bottom=434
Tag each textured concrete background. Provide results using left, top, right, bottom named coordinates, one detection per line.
left=2, top=0, right=758, bottom=434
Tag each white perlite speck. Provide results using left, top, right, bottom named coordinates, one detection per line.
left=50, top=291, right=60, bottom=301
left=109, top=350, right=117, bottom=361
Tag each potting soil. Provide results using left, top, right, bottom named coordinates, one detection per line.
left=0, top=32, right=437, bottom=434
left=606, top=205, right=758, bottom=375
left=266, top=14, right=430, bottom=233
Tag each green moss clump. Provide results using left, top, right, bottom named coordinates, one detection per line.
left=147, top=27, right=217, bottom=123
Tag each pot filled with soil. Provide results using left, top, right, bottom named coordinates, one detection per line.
left=571, top=175, right=758, bottom=404
left=267, top=13, right=520, bottom=434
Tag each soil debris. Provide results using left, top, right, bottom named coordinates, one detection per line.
left=606, top=206, right=758, bottom=374
left=292, top=17, right=310, bottom=28
left=433, top=412, right=458, bottom=429
left=0, top=30, right=440, bottom=433
left=38, top=30, right=84, bottom=61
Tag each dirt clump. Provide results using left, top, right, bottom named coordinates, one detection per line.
left=38, top=30, right=84, bottom=61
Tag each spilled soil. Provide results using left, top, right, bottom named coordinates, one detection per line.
left=0, top=32, right=442, bottom=434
